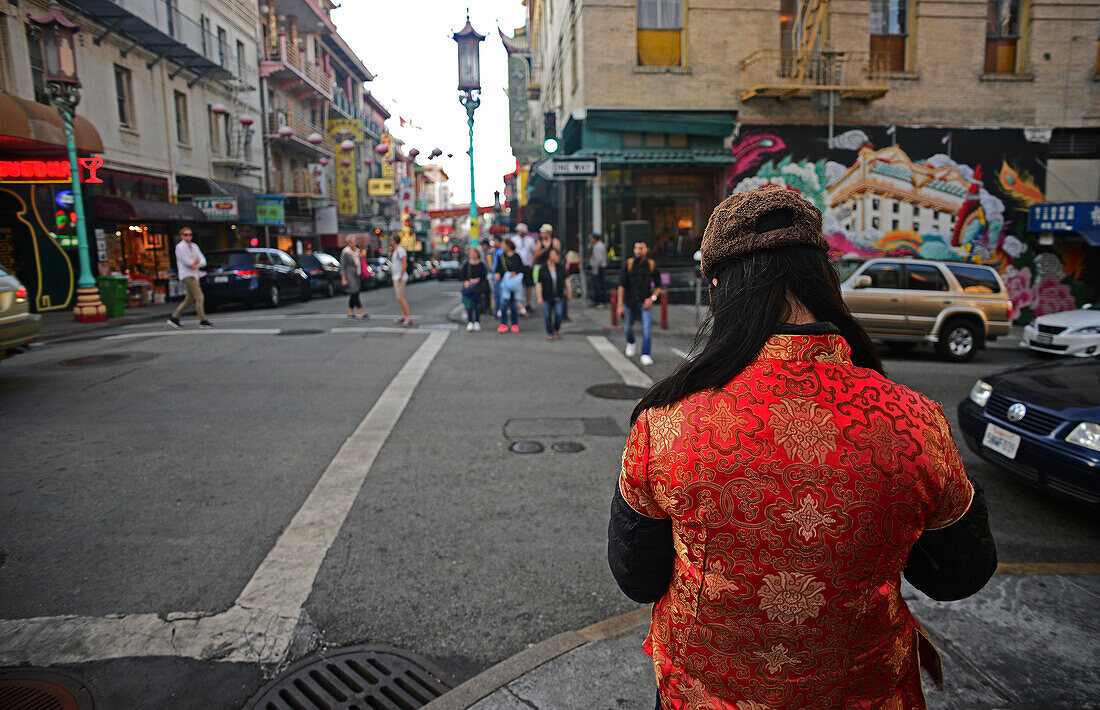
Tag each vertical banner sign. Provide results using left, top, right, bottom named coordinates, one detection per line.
left=336, top=158, right=357, bottom=216
left=381, top=134, right=394, bottom=181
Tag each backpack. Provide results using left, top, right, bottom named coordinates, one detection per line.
left=626, top=257, right=656, bottom=275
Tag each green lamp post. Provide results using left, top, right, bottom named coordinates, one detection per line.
left=30, top=4, right=106, bottom=322
left=453, top=14, right=484, bottom=246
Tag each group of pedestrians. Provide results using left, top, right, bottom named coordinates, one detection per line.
left=339, top=233, right=412, bottom=325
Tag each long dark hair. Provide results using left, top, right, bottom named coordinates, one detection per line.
left=630, top=246, right=883, bottom=424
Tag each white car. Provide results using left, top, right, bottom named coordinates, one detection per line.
left=1022, top=304, right=1100, bottom=357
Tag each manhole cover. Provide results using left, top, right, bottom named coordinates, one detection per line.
left=551, top=441, right=586, bottom=453
left=244, top=645, right=451, bottom=710
left=58, top=353, right=130, bottom=367
left=509, top=441, right=544, bottom=454
left=277, top=329, right=325, bottom=336
left=0, top=668, right=95, bottom=709
left=586, top=383, right=649, bottom=400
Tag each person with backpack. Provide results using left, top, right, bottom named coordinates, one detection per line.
left=616, top=240, right=661, bottom=366
left=536, top=246, right=570, bottom=340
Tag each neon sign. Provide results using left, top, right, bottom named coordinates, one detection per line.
left=0, top=155, right=105, bottom=184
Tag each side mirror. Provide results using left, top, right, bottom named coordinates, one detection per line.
left=853, top=275, right=872, bottom=289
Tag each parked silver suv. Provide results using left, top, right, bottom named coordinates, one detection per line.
left=836, top=257, right=1012, bottom=362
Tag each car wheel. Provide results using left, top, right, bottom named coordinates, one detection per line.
left=266, top=284, right=280, bottom=308
left=325, top=280, right=335, bottom=298
left=936, top=318, right=980, bottom=362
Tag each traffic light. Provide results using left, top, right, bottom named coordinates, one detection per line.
left=543, top=111, right=558, bottom=154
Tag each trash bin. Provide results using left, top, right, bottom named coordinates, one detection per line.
left=95, top=275, right=127, bottom=318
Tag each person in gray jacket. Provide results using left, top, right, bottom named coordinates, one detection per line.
left=339, top=235, right=368, bottom=320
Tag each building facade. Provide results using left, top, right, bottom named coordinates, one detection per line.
left=519, top=0, right=1100, bottom=319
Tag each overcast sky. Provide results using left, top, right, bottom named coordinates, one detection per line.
left=331, top=1, right=527, bottom=208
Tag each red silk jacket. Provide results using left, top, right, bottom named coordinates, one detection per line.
left=619, top=333, right=974, bottom=710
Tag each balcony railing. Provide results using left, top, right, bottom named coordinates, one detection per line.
left=739, top=50, right=890, bottom=101
left=269, top=168, right=326, bottom=197
left=266, top=111, right=337, bottom=155
left=262, top=33, right=334, bottom=99
left=330, top=90, right=364, bottom=120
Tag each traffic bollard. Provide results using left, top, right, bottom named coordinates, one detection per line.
left=610, top=290, right=618, bottom=327
left=661, top=291, right=668, bottom=330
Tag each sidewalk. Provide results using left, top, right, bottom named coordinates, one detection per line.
left=35, top=302, right=178, bottom=342
left=426, top=574, right=1098, bottom=709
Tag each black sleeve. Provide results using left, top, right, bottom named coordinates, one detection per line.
left=608, top=484, right=674, bottom=604
left=618, top=264, right=628, bottom=289
left=495, top=256, right=504, bottom=276
left=904, top=475, right=997, bottom=601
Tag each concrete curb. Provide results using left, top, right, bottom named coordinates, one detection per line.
left=422, top=607, right=651, bottom=710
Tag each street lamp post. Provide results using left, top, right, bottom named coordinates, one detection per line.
left=31, top=5, right=106, bottom=322
left=453, top=14, right=484, bottom=246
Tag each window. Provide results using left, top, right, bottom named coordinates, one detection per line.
left=236, top=40, right=246, bottom=78
left=174, top=91, right=189, bottom=144
left=208, top=106, right=225, bottom=154
left=985, top=0, right=1021, bottom=73
left=872, top=198, right=880, bottom=210
left=870, top=0, right=908, bottom=72
left=114, top=65, right=134, bottom=128
left=892, top=202, right=900, bottom=213
left=25, top=26, right=50, bottom=105
left=863, top=263, right=902, bottom=288
left=780, top=0, right=798, bottom=75
left=623, top=132, right=644, bottom=148
left=1049, top=128, right=1100, bottom=158
left=637, top=0, right=683, bottom=66
left=947, top=264, right=1002, bottom=293
left=217, top=27, right=228, bottom=67
left=913, top=205, right=920, bottom=217
left=905, top=264, right=948, bottom=291
left=201, top=16, right=210, bottom=56
left=668, top=133, right=688, bottom=147
left=645, top=132, right=666, bottom=147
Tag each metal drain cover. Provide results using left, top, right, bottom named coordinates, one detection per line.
left=277, top=328, right=325, bottom=336
left=0, top=668, right=95, bottom=709
left=551, top=441, right=585, bottom=453
left=586, top=383, right=649, bottom=400
left=58, top=353, right=130, bottom=367
left=244, top=645, right=451, bottom=710
left=509, top=441, right=544, bottom=454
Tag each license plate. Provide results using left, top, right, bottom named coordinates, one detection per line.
left=983, top=423, right=1021, bottom=459
left=214, top=276, right=229, bottom=284
left=1036, top=334, right=1053, bottom=345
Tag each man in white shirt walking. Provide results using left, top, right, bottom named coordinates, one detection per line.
left=389, top=234, right=412, bottom=326
left=168, top=227, right=212, bottom=329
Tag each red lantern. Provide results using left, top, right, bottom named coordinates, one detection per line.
left=307, top=132, right=324, bottom=144
left=211, top=103, right=229, bottom=115
left=277, top=125, right=294, bottom=138
left=341, top=139, right=356, bottom=152
left=238, top=114, right=255, bottom=126
left=341, top=158, right=351, bottom=167
left=374, top=143, right=389, bottom=155
left=319, top=157, right=330, bottom=165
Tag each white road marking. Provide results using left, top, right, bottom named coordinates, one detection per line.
left=122, top=314, right=421, bottom=328
left=586, top=335, right=653, bottom=388
left=103, top=329, right=282, bottom=340
left=0, top=330, right=450, bottom=669
left=329, top=326, right=413, bottom=334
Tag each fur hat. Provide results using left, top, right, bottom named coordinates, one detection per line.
left=700, top=185, right=826, bottom=278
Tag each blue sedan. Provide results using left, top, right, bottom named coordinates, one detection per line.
left=957, top=358, right=1100, bottom=508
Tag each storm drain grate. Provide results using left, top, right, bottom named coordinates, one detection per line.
left=245, top=645, right=452, bottom=710
left=586, top=383, right=648, bottom=400
left=509, top=441, right=545, bottom=454
left=58, top=353, right=130, bottom=367
left=551, top=441, right=585, bottom=453
left=0, top=668, right=96, bottom=710
left=277, top=329, right=326, bottom=336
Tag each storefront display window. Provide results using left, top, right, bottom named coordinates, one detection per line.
left=600, top=168, right=718, bottom=260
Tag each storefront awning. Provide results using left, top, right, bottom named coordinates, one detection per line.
left=177, top=175, right=257, bottom=221
left=92, top=196, right=207, bottom=222
left=0, top=93, right=104, bottom=155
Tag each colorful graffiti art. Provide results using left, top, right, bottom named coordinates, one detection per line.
left=726, top=127, right=1092, bottom=322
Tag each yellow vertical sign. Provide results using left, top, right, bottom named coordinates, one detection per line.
left=337, top=158, right=357, bottom=216
left=381, top=134, right=394, bottom=180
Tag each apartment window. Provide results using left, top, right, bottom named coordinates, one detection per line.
left=985, top=0, right=1021, bottom=73
left=645, top=132, right=666, bottom=147
left=637, top=0, right=683, bottom=67
left=870, top=0, right=908, bottom=72
left=623, top=132, right=644, bottom=148
left=668, top=133, right=688, bottom=147
left=780, top=0, right=799, bottom=75
left=208, top=106, right=224, bottom=154
left=236, top=40, right=246, bottom=78
left=174, top=91, right=189, bottom=144
left=25, top=26, right=50, bottom=105
left=114, top=65, right=134, bottom=128
left=217, top=27, right=228, bottom=68
left=570, top=23, right=578, bottom=93
left=201, top=16, right=210, bottom=56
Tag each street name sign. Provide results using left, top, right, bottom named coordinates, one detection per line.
left=533, top=156, right=600, bottom=180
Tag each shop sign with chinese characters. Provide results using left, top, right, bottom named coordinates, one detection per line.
left=336, top=158, right=357, bottom=216
left=381, top=134, right=394, bottom=181
left=255, top=195, right=285, bottom=225
left=191, top=195, right=239, bottom=221
left=368, top=178, right=394, bottom=196
left=1027, top=202, right=1100, bottom=232
left=0, top=155, right=104, bottom=183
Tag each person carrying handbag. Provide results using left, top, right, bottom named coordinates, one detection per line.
left=339, top=235, right=367, bottom=320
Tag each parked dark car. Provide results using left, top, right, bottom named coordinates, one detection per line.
left=295, top=252, right=342, bottom=297
left=409, top=262, right=428, bottom=282
left=200, top=248, right=310, bottom=309
left=366, top=258, right=391, bottom=287
left=437, top=260, right=460, bottom=280
left=957, top=358, right=1100, bottom=508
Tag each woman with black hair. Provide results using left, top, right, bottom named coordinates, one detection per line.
left=608, top=186, right=996, bottom=710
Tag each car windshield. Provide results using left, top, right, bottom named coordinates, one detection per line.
left=296, top=255, right=320, bottom=268
left=206, top=252, right=254, bottom=269
left=833, top=258, right=864, bottom=281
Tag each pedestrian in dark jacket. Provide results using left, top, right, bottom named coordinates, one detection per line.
left=607, top=185, right=996, bottom=710
left=339, top=235, right=367, bottom=319
left=536, top=247, right=570, bottom=340
left=460, top=247, right=488, bottom=331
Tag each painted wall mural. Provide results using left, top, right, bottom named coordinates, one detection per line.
left=725, top=125, right=1094, bottom=322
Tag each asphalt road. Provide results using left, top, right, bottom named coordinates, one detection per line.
left=0, top=279, right=1096, bottom=709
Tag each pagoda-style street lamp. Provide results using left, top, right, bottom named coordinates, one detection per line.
left=31, top=4, right=106, bottom=321
left=453, top=14, right=484, bottom=244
